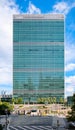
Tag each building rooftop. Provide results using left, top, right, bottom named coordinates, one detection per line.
left=13, top=14, right=64, bottom=20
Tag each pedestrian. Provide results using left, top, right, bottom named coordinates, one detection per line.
left=24, top=110, right=25, bottom=115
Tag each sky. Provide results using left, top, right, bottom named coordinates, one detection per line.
left=0, top=0, right=75, bottom=98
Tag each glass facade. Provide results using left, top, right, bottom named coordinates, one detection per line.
left=13, top=14, right=64, bottom=102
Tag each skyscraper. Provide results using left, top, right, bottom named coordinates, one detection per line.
left=13, top=14, right=64, bottom=102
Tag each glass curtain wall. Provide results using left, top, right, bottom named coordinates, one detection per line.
left=13, top=14, right=64, bottom=102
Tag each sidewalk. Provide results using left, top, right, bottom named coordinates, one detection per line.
left=0, top=115, right=6, bottom=125
left=52, top=115, right=68, bottom=130
left=0, top=115, right=11, bottom=130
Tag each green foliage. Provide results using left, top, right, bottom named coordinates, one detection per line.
left=12, top=97, right=23, bottom=104
left=37, top=97, right=65, bottom=104
left=59, top=97, right=64, bottom=104
left=52, top=97, right=56, bottom=103
left=37, top=97, right=57, bottom=104
left=0, top=102, right=14, bottom=115
left=67, top=93, right=75, bottom=121
left=11, top=98, right=15, bottom=103
left=0, top=101, right=2, bottom=104
left=17, top=97, right=23, bottom=104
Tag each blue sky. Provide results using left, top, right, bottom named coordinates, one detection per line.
left=0, top=0, right=75, bottom=98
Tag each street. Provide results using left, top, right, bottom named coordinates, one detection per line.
left=7, top=115, right=68, bottom=130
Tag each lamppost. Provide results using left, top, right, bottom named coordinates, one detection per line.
left=5, top=109, right=8, bottom=130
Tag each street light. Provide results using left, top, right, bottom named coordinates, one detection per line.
left=5, top=109, right=8, bottom=130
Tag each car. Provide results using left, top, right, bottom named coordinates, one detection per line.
left=30, top=109, right=39, bottom=116
left=25, top=110, right=31, bottom=115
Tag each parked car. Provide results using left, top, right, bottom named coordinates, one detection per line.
left=30, top=109, right=39, bottom=116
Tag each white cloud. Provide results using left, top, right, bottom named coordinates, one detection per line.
left=65, top=35, right=75, bottom=98
left=65, top=36, right=75, bottom=100
left=0, top=0, right=20, bottom=93
left=0, top=67, right=12, bottom=85
left=65, top=63, right=75, bottom=71
left=65, top=85, right=74, bottom=97
left=65, top=44, right=75, bottom=64
left=53, top=2, right=69, bottom=15
left=65, top=76, right=75, bottom=97
left=53, top=1, right=75, bottom=15
left=27, top=1, right=41, bottom=14
left=65, top=76, right=75, bottom=85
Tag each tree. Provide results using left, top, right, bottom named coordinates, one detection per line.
left=59, top=97, right=64, bottom=104
left=53, top=97, right=56, bottom=103
left=47, top=97, right=51, bottom=104
left=37, top=97, right=57, bottom=104
left=17, top=97, right=23, bottom=104
left=0, top=102, right=13, bottom=115
left=50, top=97, right=54, bottom=104
left=11, top=97, right=23, bottom=104
left=67, top=93, right=75, bottom=121
left=37, top=97, right=45, bottom=104
left=11, top=98, right=15, bottom=104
